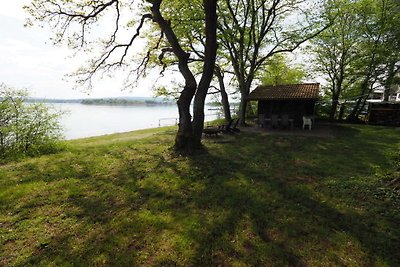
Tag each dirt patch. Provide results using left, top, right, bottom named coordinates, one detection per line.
left=242, top=123, right=335, bottom=138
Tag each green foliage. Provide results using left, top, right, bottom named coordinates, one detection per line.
left=0, top=124, right=399, bottom=265
left=0, top=84, right=63, bottom=160
left=260, top=54, right=307, bottom=86
left=311, top=0, right=400, bottom=119
left=311, top=0, right=360, bottom=92
left=217, top=0, right=326, bottom=122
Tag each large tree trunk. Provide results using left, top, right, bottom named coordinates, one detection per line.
left=330, top=75, right=343, bottom=120
left=175, top=89, right=196, bottom=151
left=220, top=86, right=231, bottom=123
left=150, top=0, right=197, bottom=152
left=237, top=72, right=255, bottom=126
left=238, top=84, right=250, bottom=126
left=215, top=66, right=231, bottom=122
left=238, top=92, right=247, bottom=125
left=330, top=94, right=339, bottom=120
left=151, top=0, right=217, bottom=153
left=192, top=0, right=218, bottom=147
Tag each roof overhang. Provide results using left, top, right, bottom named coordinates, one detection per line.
left=247, top=83, right=320, bottom=101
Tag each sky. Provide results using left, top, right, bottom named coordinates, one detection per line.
left=0, top=2, right=321, bottom=100
left=0, top=1, right=156, bottom=99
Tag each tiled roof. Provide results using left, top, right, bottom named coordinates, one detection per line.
left=247, top=83, right=320, bottom=100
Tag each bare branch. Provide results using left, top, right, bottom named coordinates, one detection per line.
left=73, top=13, right=153, bottom=87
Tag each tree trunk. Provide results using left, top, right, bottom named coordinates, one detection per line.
left=238, top=94, right=247, bottom=125
left=237, top=72, right=255, bottom=126
left=192, top=0, right=218, bottom=147
left=330, top=96, right=339, bottom=120
left=338, top=103, right=345, bottom=121
left=0, top=132, right=4, bottom=156
left=357, top=82, right=376, bottom=119
left=151, top=0, right=217, bottom=153
left=220, top=86, right=231, bottom=122
left=348, top=46, right=379, bottom=121
left=238, top=85, right=249, bottom=126
left=383, top=61, right=395, bottom=102
left=150, top=0, right=197, bottom=152
left=347, top=79, right=370, bottom=121
left=330, top=75, right=344, bottom=121
left=215, top=66, right=231, bottom=122
left=175, top=93, right=195, bottom=151
left=357, top=95, right=369, bottom=118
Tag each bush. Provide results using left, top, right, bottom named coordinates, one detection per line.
left=0, top=84, right=63, bottom=159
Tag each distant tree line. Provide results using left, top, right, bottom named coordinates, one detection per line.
left=81, top=98, right=174, bottom=106
left=0, top=84, right=63, bottom=160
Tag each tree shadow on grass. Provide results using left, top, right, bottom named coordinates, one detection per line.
left=180, top=147, right=400, bottom=266
left=3, top=126, right=399, bottom=266
left=172, top=128, right=399, bottom=265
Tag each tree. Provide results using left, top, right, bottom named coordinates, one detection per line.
left=311, top=0, right=400, bottom=121
left=311, top=0, right=360, bottom=120
left=217, top=0, right=328, bottom=125
left=25, top=0, right=217, bottom=153
left=213, top=65, right=233, bottom=122
left=369, top=0, right=400, bottom=102
left=148, top=0, right=328, bottom=125
left=0, top=84, right=62, bottom=158
left=260, top=54, right=307, bottom=86
left=346, top=0, right=400, bottom=120
left=144, top=0, right=234, bottom=123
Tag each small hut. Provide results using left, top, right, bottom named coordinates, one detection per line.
left=247, top=83, right=320, bottom=125
left=368, top=102, right=400, bottom=126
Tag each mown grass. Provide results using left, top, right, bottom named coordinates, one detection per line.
left=1, top=124, right=399, bottom=266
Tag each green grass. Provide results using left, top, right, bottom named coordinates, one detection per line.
left=1, top=124, right=399, bottom=266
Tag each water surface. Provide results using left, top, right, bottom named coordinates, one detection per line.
left=52, top=103, right=218, bottom=140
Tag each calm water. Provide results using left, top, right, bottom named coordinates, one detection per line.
left=52, top=103, right=219, bottom=140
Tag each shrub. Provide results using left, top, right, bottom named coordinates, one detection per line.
left=0, top=84, right=63, bottom=159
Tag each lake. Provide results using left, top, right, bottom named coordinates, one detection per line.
left=51, top=103, right=220, bottom=140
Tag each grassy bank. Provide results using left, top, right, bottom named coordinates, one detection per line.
left=1, top=125, right=399, bottom=266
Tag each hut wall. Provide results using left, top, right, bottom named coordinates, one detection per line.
left=258, top=100, right=315, bottom=125
left=368, top=103, right=400, bottom=126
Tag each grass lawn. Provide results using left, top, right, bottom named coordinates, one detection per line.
left=1, top=124, right=399, bottom=266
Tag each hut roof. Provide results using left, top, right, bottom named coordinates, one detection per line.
left=247, top=83, right=320, bottom=101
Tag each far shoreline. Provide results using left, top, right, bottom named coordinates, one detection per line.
left=25, top=96, right=176, bottom=106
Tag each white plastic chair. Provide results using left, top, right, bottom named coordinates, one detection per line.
left=258, top=114, right=265, bottom=128
left=302, top=116, right=312, bottom=130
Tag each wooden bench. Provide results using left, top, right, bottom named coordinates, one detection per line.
left=203, top=127, right=220, bottom=137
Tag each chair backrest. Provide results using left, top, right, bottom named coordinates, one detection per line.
left=303, top=116, right=312, bottom=125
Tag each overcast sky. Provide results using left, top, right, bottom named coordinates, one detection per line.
left=0, top=1, right=157, bottom=99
